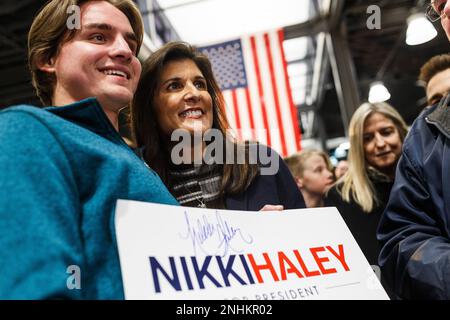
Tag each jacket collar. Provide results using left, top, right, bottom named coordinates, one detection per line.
left=44, top=97, right=124, bottom=143
left=426, top=94, right=450, bottom=139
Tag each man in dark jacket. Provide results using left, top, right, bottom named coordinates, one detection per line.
left=377, top=0, right=450, bottom=299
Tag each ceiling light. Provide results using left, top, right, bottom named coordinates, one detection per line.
left=368, top=81, right=391, bottom=103
left=406, top=13, right=438, bottom=46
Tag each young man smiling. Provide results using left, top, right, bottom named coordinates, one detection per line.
left=0, top=0, right=177, bottom=299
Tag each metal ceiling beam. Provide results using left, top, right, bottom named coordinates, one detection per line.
left=346, top=7, right=411, bottom=32
left=283, top=16, right=328, bottom=40
left=281, top=2, right=335, bottom=149
left=325, top=0, right=361, bottom=135
left=309, top=32, right=330, bottom=150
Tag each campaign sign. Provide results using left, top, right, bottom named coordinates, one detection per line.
left=115, top=200, right=389, bottom=300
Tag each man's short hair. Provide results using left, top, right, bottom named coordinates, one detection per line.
left=418, top=54, right=450, bottom=86
left=28, top=0, right=144, bottom=106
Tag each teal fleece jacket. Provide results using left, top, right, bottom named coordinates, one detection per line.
left=0, top=98, right=178, bottom=299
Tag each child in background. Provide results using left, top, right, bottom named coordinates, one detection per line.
left=285, top=150, right=334, bottom=208
left=334, top=159, right=349, bottom=180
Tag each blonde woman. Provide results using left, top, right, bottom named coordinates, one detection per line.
left=324, top=102, right=408, bottom=269
left=285, top=150, right=334, bottom=208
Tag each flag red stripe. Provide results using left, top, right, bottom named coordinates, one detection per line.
left=277, top=29, right=301, bottom=151
left=250, top=36, right=271, bottom=147
left=231, top=90, right=242, bottom=140
left=264, top=33, right=287, bottom=156
left=244, top=89, right=255, bottom=141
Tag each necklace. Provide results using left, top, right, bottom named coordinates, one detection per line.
left=196, top=198, right=207, bottom=208
left=182, top=181, right=207, bottom=208
left=170, top=163, right=219, bottom=209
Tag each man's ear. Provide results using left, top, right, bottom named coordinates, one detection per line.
left=37, top=57, right=56, bottom=73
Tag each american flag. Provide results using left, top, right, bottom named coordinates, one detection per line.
left=199, top=29, right=301, bottom=157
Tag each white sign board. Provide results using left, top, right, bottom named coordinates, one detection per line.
left=115, top=200, right=389, bottom=300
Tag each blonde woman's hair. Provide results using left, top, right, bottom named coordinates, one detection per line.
left=285, top=150, right=333, bottom=179
left=338, top=102, right=408, bottom=213
left=28, top=0, right=144, bottom=106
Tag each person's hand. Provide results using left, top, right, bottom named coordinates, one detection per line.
left=259, top=204, right=284, bottom=211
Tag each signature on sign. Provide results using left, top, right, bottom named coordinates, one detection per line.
left=179, top=210, right=254, bottom=257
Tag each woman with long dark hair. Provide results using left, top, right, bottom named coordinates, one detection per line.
left=131, top=41, right=305, bottom=211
